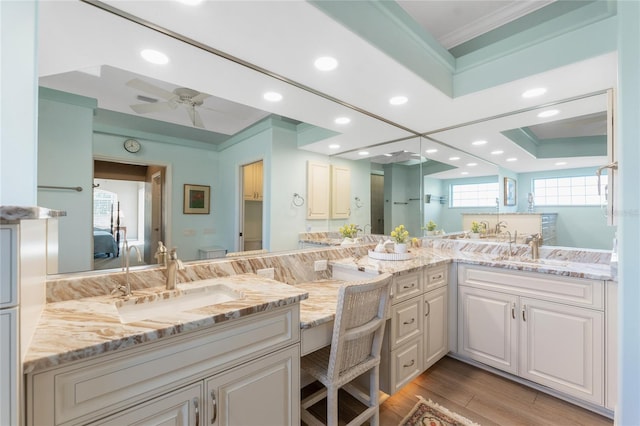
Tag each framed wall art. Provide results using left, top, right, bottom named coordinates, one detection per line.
left=183, top=184, right=210, bottom=214
left=504, top=177, right=517, bottom=206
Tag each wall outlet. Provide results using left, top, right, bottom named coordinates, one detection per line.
left=314, top=260, right=328, bottom=272
left=256, top=268, right=275, bottom=279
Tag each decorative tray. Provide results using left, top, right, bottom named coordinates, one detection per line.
left=368, top=250, right=415, bottom=261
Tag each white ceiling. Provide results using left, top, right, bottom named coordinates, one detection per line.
left=37, top=0, right=617, bottom=179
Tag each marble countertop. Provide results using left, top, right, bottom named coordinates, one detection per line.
left=25, top=241, right=613, bottom=375
left=23, top=274, right=308, bottom=374
left=0, top=205, right=66, bottom=221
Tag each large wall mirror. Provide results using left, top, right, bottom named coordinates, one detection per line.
left=37, top=1, right=615, bottom=275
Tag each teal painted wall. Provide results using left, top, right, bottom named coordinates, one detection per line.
left=437, top=175, right=499, bottom=234
left=38, top=95, right=95, bottom=273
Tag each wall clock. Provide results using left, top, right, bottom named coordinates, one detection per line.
left=123, top=138, right=141, bottom=153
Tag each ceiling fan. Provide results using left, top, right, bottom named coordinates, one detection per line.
left=126, top=78, right=212, bottom=128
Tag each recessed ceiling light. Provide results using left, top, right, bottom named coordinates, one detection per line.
left=538, top=109, right=559, bottom=118
left=328, top=144, right=340, bottom=150
left=334, top=117, right=351, bottom=125
left=263, top=92, right=283, bottom=102
left=491, top=150, right=504, bottom=155
left=555, top=161, right=568, bottom=166
left=314, top=56, right=338, bottom=71
left=522, top=87, right=547, bottom=98
left=467, top=162, right=478, bottom=167
left=175, top=0, right=202, bottom=5
left=506, top=157, right=518, bottom=162
left=461, top=172, right=469, bottom=175
left=449, top=156, right=460, bottom=161
left=411, top=153, right=422, bottom=157
left=389, top=96, right=408, bottom=106
left=383, top=153, right=393, bottom=157
left=425, top=149, right=438, bottom=154
left=472, top=140, right=487, bottom=146
left=358, top=151, right=369, bottom=156
left=140, top=49, right=169, bottom=65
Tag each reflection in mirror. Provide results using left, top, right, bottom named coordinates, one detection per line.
left=423, top=93, right=615, bottom=249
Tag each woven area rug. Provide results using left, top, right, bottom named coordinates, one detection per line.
left=399, top=396, right=481, bottom=426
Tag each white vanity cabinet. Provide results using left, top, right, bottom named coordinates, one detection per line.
left=380, top=264, right=448, bottom=395
left=457, top=264, right=605, bottom=406
left=26, top=306, right=300, bottom=426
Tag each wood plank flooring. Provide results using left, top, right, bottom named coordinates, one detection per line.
left=303, top=356, right=613, bottom=425
left=380, top=357, right=613, bottom=426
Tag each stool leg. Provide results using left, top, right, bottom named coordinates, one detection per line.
left=326, top=386, right=338, bottom=426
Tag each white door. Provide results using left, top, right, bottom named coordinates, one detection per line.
left=519, top=297, right=604, bottom=405
left=424, top=286, right=448, bottom=370
left=458, top=286, right=518, bottom=374
left=90, top=382, right=202, bottom=426
left=205, top=346, right=299, bottom=426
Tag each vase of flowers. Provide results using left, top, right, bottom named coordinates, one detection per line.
left=470, top=221, right=482, bottom=239
left=391, top=224, right=410, bottom=253
left=424, top=220, right=437, bottom=236
left=339, top=223, right=360, bottom=246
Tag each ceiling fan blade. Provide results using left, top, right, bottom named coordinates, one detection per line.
left=190, top=93, right=210, bottom=103
left=126, top=78, right=176, bottom=101
left=130, top=101, right=175, bottom=114
left=193, top=109, right=205, bottom=128
left=199, top=105, right=235, bottom=117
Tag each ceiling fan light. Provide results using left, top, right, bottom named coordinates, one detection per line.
left=140, top=49, right=169, bottom=65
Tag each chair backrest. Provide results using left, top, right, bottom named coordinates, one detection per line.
left=327, top=273, right=393, bottom=382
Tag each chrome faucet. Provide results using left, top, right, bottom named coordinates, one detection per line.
left=166, top=248, right=185, bottom=290
left=526, top=233, right=542, bottom=260
left=504, top=230, right=518, bottom=258
left=113, top=242, right=142, bottom=297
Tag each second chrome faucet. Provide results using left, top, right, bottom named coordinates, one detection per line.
left=166, top=248, right=185, bottom=290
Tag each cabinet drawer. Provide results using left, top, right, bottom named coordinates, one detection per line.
left=385, top=337, right=423, bottom=395
left=389, top=297, right=422, bottom=348
left=424, top=264, right=447, bottom=292
left=458, top=264, right=604, bottom=310
left=28, top=306, right=298, bottom=426
left=392, top=270, right=422, bottom=304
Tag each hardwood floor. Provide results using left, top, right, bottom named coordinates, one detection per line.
left=379, top=356, right=613, bottom=426
left=303, top=356, right=613, bottom=425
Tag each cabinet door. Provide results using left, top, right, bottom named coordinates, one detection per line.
left=206, top=345, right=299, bottom=426
left=424, top=286, right=448, bottom=370
left=306, top=161, right=330, bottom=219
left=1, top=225, right=18, bottom=308
left=0, top=309, right=18, bottom=426
left=254, top=160, right=263, bottom=200
left=385, top=337, right=423, bottom=395
left=519, top=297, right=604, bottom=405
left=90, top=383, right=202, bottom=426
left=458, top=286, right=518, bottom=375
left=330, top=165, right=351, bottom=219
left=243, top=162, right=256, bottom=200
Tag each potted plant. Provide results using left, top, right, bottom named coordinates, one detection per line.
left=338, top=224, right=360, bottom=246
left=470, top=221, right=482, bottom=239
left=390, top=224, right=410, bottom=253
left=424, top=220, right=437, bottom=236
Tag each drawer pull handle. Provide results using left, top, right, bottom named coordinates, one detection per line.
left=425, top=300, right=430, bottom=317
left=402, top=283, right=415, bottom=289
left=404, top=359, right=415, bottom=368
left=194, top=398, right=200, bottom=426
left=210, top=390, right=217, bottom=424
left=511, top=303, right=516, bottom=319
left=431, top=274, right=442, bottom=281
left=522, top=305, right=527, bottom=322
left=403, top=318, right=415, bottom=325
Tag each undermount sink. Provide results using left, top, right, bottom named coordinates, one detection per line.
left=116, top=280, right=244, bottom=324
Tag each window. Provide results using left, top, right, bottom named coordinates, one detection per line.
left=93, top=189, right=117, bottom=230
left=533, top=175, right=607, bottom=206
left=450, top=182, right=499, bottom=207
